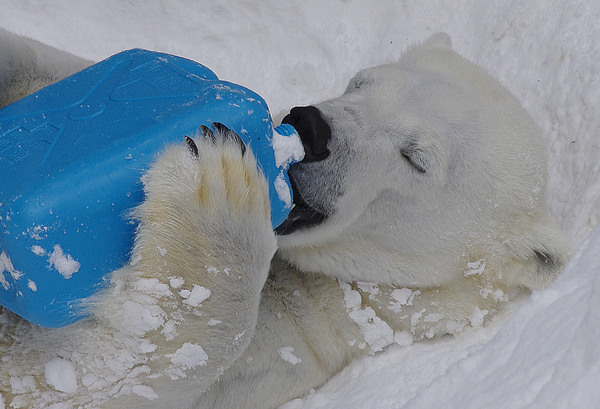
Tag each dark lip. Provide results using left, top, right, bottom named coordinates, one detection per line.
left=274, top=169, right=327, bottom=236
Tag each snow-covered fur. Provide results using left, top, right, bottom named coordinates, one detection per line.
left=0, top=32, right=569, bottom=408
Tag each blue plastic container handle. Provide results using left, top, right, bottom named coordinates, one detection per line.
left=0, top=49, right=301, bottom=328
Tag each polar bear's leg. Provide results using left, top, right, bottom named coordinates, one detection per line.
left=0, top=28, right=92, bottom=107
left=357, top=276, right=511, bottom=341
left=195, top=257, right=364, bottom=409
left=98, top=125, right=278, bottom=404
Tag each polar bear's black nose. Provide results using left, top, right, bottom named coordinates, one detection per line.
left=282, top=106, right=331, bottom=162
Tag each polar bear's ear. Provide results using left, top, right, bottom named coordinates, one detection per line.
left=506, top=216, right=571, bottom=289
left=422, top=33, right=452, bottom=49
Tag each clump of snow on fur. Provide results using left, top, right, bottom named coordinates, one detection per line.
left=133, top=277, right=173, bottom=298
left=339, top=280, right=395, bottom=352
left=44, top=358, right=78, bottom=393
left=279, top=347, right=302, bottom=364
left=391, top=288, right=420, bottom=305
left=469, top=307, right=489, bottom=327
left=388, top=288, right=421, bottom=313
left=169, top=276, right=185, bottom=288
left=120, top=299, right=166, bottom=337
left=170, top=343, right=208, bottom=369
left=48, top=245, right=80, bottom=279
left=132, top=384, right=158, bottom=400
left=9, top=375, right=36, bottom=394
left=181, top=285, right=211, bottom=307
left=480, top=285, right=509, bottom=302
left=394, top=330, right=414, bottom=347
left=356, top=282, right=380, bottom=300
left=464, top=260, right=486, bottom=277
left=161, top=320, right=179, bottom=341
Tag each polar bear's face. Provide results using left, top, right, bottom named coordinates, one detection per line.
left=276, top=34, right=568, bottom=290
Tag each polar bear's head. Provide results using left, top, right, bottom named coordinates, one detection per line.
left=276, top=33, right=569, bottom=290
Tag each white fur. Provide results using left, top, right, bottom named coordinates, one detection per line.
left=0, top=28, right=92, bottom=108
left=0, top=33, right=569, bottom=408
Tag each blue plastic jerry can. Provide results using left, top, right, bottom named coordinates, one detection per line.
left=0, top=49, right=302, bottom=328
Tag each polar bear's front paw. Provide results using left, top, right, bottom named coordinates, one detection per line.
left=189, top=122, right=271, bottom=224
left=133, top=122, right=276, bottom=279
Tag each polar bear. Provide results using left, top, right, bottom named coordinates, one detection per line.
left=0, top=31, right=569, bottom=409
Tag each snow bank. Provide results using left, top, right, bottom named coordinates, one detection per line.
left=405, top=225, right=600, bottom=408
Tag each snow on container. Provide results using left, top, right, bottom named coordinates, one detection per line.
left=0, top=49, right=302, bottom=328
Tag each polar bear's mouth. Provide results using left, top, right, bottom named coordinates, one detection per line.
left=274, top=170, right=327, bottom=235
left=275, top=105, right=333, bottom=235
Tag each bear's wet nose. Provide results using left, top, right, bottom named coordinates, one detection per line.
left=282, top=106, right=331, bottom=162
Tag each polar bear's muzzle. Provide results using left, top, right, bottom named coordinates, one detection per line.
left=275, top=106, right=332, bottom=235
left=281, top=106, right=331, bottom=162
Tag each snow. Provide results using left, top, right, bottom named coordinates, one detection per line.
left=27, top=279, right=37, bottom=292
left=132, top=384, right=159, bottom=400
left=181, top=284, right=211, bottom=307
left=169, top=276, right=185, bottom=289
left=340, top=280, right=396, bottom=352
left=44, top=358, right=78, bottom=394
left=0, top=251, right=23, bottom=287
left=1, top=0, right=599, bottom=408
left=272, top=127, right=305, bottom=169
left=272, top=126, right=304, bottom=208
left=47, top=244, right=80, bottom=279
left=169, top=343, right=208, bottom=370
left=390, top=288, right=420, bottom=309
left=30, top=245, right=46, bottom=257
left=464, top=259, right=486, bottom=276
left=274, top=171, right=293, bottom=208
left=279, top=347, right=303, bottom=365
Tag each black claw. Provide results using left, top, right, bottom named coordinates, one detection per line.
left=212, top=122, right=229, bottom=135
left=211, top=122, right=246, bottom=157
left=184, top=136, right=199, bottom=157
left=201, top=125, right=216, bottom=143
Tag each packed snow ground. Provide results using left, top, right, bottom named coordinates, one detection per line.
left=1, top=0, right=599, bottom=407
